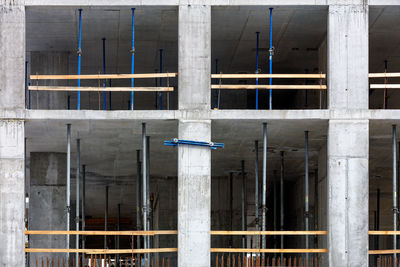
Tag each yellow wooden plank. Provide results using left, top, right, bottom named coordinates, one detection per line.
left=211, top=73, right=326, bottom=79
left=210, top=230, right=328, bottom=235
left=210, top=248, right=328, bottom=253
left=30, top=73, right=178, bottom=80
left=25, top=248, right=178, bottom=254
left=25, top=230, right=177, bottom=236
left=369, top=231, right=400, bottom=235
left=370, top=84, right=400, bottom=89
left=28, top=86, right=173, bottom=92
left=369, top=250, right=400, bottom=255
left=211, top=85, right=327, bottom=90
left=369, top=73, right=400, bottom=78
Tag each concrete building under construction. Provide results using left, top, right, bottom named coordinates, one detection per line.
left=2, top=0, right=400, bottom=266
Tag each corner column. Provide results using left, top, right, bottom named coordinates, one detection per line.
left=0, top=1, right=26, bottom=266
left=178, top=4, right=211, bottom=267
left=327, top=1, right=369, bottom=266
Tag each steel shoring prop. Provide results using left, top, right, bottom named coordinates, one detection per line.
left=117, top=204, right=120, bottom=266
left=142, top=123, right=148, bottom=266
left=262, top=123, right=268, bottom=259
left=102, top=38, right=107, bottom=110
left=280, top=151, right=284, bottom=262
left=130, top=8, right=135, bottom=110
left=159, top=49, right=163, bottom=110
left=82, top=165, right=86, bottom=261
left=66, top=124, right=71, bottom=260
left=76, top=139, right=81, bottom=265
left=154, top=69, right=158, bottom=109
left=164, top=139, right=224, bottom=150
left=229, top=172, right=233, bottom=248
left=254, top=140, right=259, bottom=253
left=268, top=8, right=274, bottom=110
left=213, top=59, right=219, bottom=109
left=255, top=32, right=260, bottom=110
left=384, top=60, right=388, bottom=109
left=77, top=9, right=83, bottom=110
left=304, top=131, right=309, bottom=262
left=136, top=149, right=142, bottom=260
left=146, top=136, right=151, bottom=264
left=394, top=125, right=398, bottom=262
left=105, top=186, right=109, bottom=249
left=241, top=160, right=247, bottom=260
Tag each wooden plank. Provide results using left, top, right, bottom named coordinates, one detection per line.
left=28, top=86, right=174, bottom=92
left=30, top=73, right=178, bottom=80
left=369, top=231, right=400, bottom=235
left=25, top=230, right=177, bottom=236
left=210, top=230, right=328, bottom=236
left=369, top=73, right=400, bottom=78
left=210, top=248, right=328, bottom=253
left=211, top=85, right=327, bottom=90
left=370, top=84, right=400, bottom=89
left=25, top=248, right=178, bottom=254
left=369, top=250, right=400, bottom=255
left=211, top=74, right=326, bottom=79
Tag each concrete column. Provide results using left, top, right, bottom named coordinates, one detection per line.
left=328, top=2, right=369, bottom=266
left=30, top=52, right=69, bottom=109
left=29, top=153, right=67, bottom=263
left=178, top=4, right=211, bottom=267
left=0, top=1, right=26, bottom=266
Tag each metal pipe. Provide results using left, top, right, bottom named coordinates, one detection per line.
left=393, top=125, right=397, bottom=260
left=82, top=165, right=86, bottom=254
left=158, top=49, right=163, bottom=110
left=254, top=140, right=259, bottom=249
left=136, top=149, right=142, bottom=255
left=146, top=136, right=151, bottom=263
left=305, top=69, right=309, bottom=107
left=241, top=160, right=246, bottom=255
left=268, top=8, right=273, bottom=110
left=154, top=69, right=158, bottom=109
left=273, top=170, right=277, bottom=250
left=117, top=203, right=120, bottom=267
left=229, top=172, right=233, bottom=248
left=142, top=123, right=148, bottom=265
left=314, top=168, right=318, bottom=248
left=385, top=60, right=388, bottom=109
left=262, top=123, right=267, bottom=258
left=104, top=185, right=108, bottom=249
left=280, top=151, right=284, bottom=261
left=213, top=59, right=219, bottom=109
left=255, top=32, right=260, bottom=110
left=130, top=8, right=135, bottom=110
left=102, top=38, right=107, bottom=110
left=66, top=124, right=71, bottom=259
left=77, top=9, right=82, bottom=110
left=75, top=139, right=80, bottom=264
left=305, top=131, right=309, bottom=261
left=376, top=188, right=380, bottom=250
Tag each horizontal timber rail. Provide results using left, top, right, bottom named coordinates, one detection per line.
left=25, top=248, right=177, bottom=254
left=25, top=230, right=177, bottom=235
left=28, top=86, right=173, bottom=92
left=211, top=248, right=327, bottom=253
left=30, top=73, right=177, bottom=80
left=211, top=73, right=326, bottom=79
left=210, top=230, right=327, bottom=235
left=211, top=85, right=326, bottom=90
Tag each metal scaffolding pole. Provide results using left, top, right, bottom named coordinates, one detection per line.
left=280, top=151, right=284, bottom=261
left=314, top=168, right=318, bottom=248
left=262, top=123, right=268, bottom=259
left=229, top=172, right=233, bottom=248
left=146, top=136, right=151, bottom=264
left=254, top=140, right=259, bottom=250
left=66, top=124, right=71, bottom=260
left=241, top=160, right=247, bottom=257
left=273, top=170, right=277, bottom=250
left=104, top=185, right=109, bottom=249
left=82, top=164, right=86, bottom=262
left=75, top=139, right=80, bottom=264
left=304, top=131, right=309, bottom=262
left=117, top=203, right=121, bottom=266
left=393, top=125, right=398, bottom=261
left=136, top=149, right=142, bottom=255
left=142, top=123, right=148, bottom=266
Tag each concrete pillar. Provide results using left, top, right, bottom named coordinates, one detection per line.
left=327, top=1, right=369, bottom=266
left=178, top=5, right=211, bottom=267
left=30, top=52, right=69, bottom=109
left=0, top=1, right=26, bottom=266
left=29, top=153, right=67, bottom=263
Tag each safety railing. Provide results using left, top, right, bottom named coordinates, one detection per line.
left=370, top=72, right=400, bottom=109
left=28, top=73, right=177, bottom=110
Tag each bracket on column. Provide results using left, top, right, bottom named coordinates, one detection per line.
left=164, top=138, right=224, bottom=150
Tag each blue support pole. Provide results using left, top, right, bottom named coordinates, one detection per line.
left=109, top=79, right=112, bottom=110
left=154, top=69, right=158, bottom=109
left=77, top=9, right=83, bottom=110
left=159, top=49, right=163, bottom=110
left=256, top=32, right=260, bottom=110
left=305, top=69, right=309, bottom=107
left=25, top=61, right=28, bottom=109
left=130, top=8, right=135, bottom=110
left=385, top=60, right=388, bottom=109
left=102, top=38, right=107, bottom=110
left=268, top=8, right=273, bottom=110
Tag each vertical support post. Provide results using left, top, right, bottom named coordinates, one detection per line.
left=117, top=203, right=120, bottom=266
left=305, top=69, right=309, bottom=108
left=159, top=49, right=163, bottom=110
left=393, top=125, right=397, bottom=261
left=136, top=149, right=142, bottom=254
left=77, top=9, right=82, bottom=110
left=102, top=38, right=107, bottom=110
left=304, top=131, right=309, bottom=261
left=25, top=60, right=28, bottom=109
left=376, top=188, right=380, bottom=251
left=130, top=8, right=135, bottom=110
left=280, top=151, right=284, bottom=261
left=268, top=8, right=273, bottom=110
left=142, top=123, right=148, bottom=266
left=75, top=139, right=80, bottom=264
left=229, top=172, right=233, bottom=247
left=154, top=69, right=158, bottom=109
left=255, top=32, right=260, bottom=110
left=213, top=59, right=219, bottom=109
left=82, top=165, right=86, bottom=254
left=384, top=60, right=388, bottom=109
left=262, top=123, right=267, bottom=258
left=254, top=140, right=259, bottom=249
left=66, top=124, right=71, bottom=260
left=241, top=160, right=246, bottom=255
left=104, top=185, right=108, bottom=249
left=273, top=170, right=277, bottom=250
left=314, top=168, right=318, bottom=248
left=146, top=136, right=151, bottom=264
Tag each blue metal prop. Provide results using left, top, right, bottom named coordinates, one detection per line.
left=164, top=139, right=224, bottom=150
